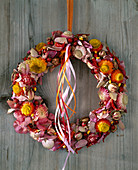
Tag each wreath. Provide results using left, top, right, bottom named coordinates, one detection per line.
left=7, top=30, right=128, bottom=158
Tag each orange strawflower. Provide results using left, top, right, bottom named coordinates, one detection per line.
left=20, top=101, right=34, bottom=116
left=12, top=82, right=23, bottom=96
left=99, top=59, right=114, bottom=74
left=95, top=119, right=111, bottom=133
left=111, top=69, right=124, bottom=83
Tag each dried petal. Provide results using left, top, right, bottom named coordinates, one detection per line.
left=73, top=46, right=86, bottom=59
left=118, top=120, right=125, bottom=130
left=88, top=121, right=96, bottom=133
left=109, top=92, right=118, bottom=101
left=28, top=90, right=34, bottom=100
left=75, top=139, right=88, bottom=148
left=108, top=83, right=118, bottom=92
left=117, top=93, right=128, bottom=110
left=62, top=31, right=73, bottom=38
left=78, top=126, right=86, bottom=132
left=54, top=37, right=67, bottom=44
left=30, top=48, right=38, bottom=57
left=74, top=132, right=83, bottom=140
left=112, top=111, right=121, bottom=120
left=42, top=139, right=54, bottom=149
left=7, top=108, right=15, bottom=114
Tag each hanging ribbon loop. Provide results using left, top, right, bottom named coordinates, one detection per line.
left=67, top=0, right=73, bottom=31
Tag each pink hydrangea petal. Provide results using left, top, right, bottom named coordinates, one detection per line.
left=13, top=110, right=25, bottom=120
left=36, top=122, right=47, bottom=131
left=13, top=120, right=28, bottom=134
left=23, top=117, right=31, bottom=126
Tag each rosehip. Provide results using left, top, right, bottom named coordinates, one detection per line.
left=113, top=120, right=119, bottom=125
left=50, top=41, right=54, bottom=45
left=119, top=86, right=124, bottom=92
left=82, top=122, right=86, bottom=127
left=74, top=37, right=78, bottom=42
left=73, top=42, right=77, bottom=46
left=47, top=41, right=51, bottom=45
left=47, top=58, right=52, bottom=62
left=94, top=68, right=99, bottom=74
left=68, top=38, right=73, bottom=43
left=34, top=101, right=39, bottom=105
left=91, top=69, right=95, bottom=74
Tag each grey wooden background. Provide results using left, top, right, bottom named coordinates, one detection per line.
left=0, top=0, right=138, bottom=170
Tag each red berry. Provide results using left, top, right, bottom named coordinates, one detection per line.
left=114, top=120, right=119, bottom=125
left=83, top=133, right=87, bottom=137
left=68, top=38, right=73, bottom=43
left=47, top=58, right=52, bottom=62
left=119, top=86, right=124, bottom=92
left=23, top=57, right=27, bottom=61
left=74, top=37, right=78, bottom=42
left=34, top=101, right=39, bottom=105
left=91, top=69, right=95, bottom=74
left=82, top=122, right=86, bottom=127
left=50, top=41, right=54, bottom=45
left=47, top=41, right=51, bottom=45
left=94, top=68, right=99, bottom=74
left=73, top=42, right=77, bottom=46
left=111, top=125, right=115, bottom=130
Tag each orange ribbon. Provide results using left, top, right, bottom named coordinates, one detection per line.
left=67, top=0, right=73, bottom=32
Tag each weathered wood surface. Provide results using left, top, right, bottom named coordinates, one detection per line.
left=0, top=0, right=138, bottom=170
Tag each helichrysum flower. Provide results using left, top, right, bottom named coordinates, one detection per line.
left=27, top=57, right=47, bottom=74
left=20, top=101, right=34, bottom=116
left=99, top=59, right=114, bottom=74
left=111, top=69, right=124, bottom=83
left=12, top=82, right=23, bottom=96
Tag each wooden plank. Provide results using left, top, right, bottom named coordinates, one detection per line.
left=0, top=0, right=138, bottom=170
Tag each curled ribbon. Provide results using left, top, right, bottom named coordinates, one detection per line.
left=54, top=44, right=76, bottom=170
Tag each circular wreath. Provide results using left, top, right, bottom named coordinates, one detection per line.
left=7, top=30, right=128, bottom=154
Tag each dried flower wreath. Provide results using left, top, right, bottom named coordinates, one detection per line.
left=7, top=30, right=128, bottom=169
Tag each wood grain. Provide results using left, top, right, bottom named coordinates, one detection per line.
left=0, top=0, right=138, bottom=170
